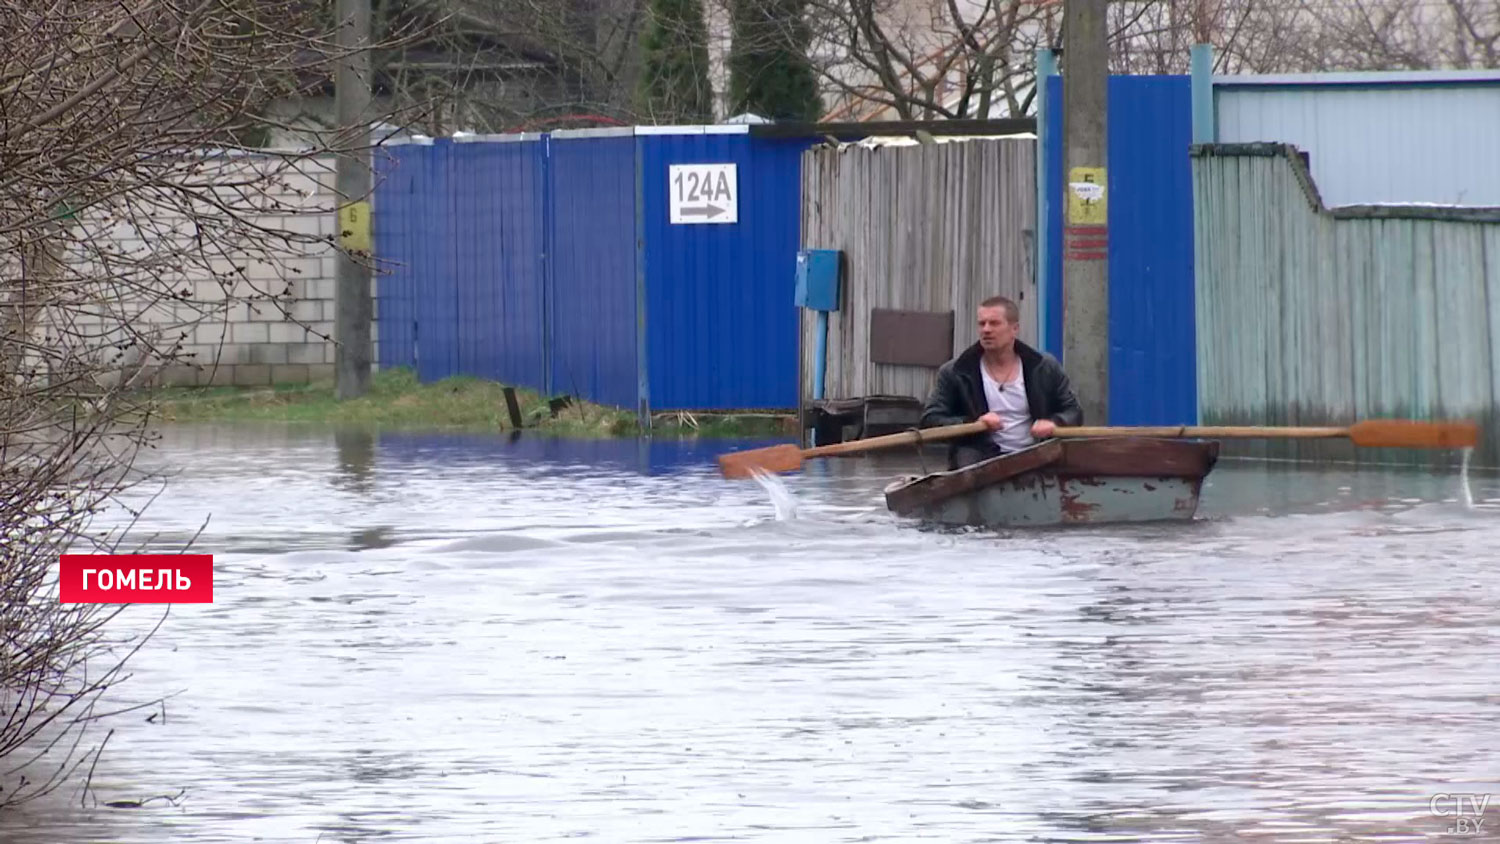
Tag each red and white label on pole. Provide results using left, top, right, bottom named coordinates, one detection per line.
left=59, top=555, right=214, bottom=604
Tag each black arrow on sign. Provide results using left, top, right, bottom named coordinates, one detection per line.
left=680, top=203, right=725, bottom=218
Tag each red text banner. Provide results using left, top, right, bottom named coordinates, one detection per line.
left=59, top=555, right=214, bottom=604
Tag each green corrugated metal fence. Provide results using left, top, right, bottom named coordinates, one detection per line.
left=1192, top=142, right=1500, bottom=468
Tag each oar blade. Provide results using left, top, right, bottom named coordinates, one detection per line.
left=718, top=444, right=805, bottom=479
left=1348, top=419, right=1480, bottom=449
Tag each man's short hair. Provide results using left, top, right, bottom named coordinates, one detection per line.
left=979, top=295, right=1020, bottom=324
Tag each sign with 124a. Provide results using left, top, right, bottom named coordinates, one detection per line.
left=669, top=163, right=737, bottom=224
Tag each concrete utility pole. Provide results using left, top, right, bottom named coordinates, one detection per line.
left=1061, top=0, right=1109, bottom=426
left=335, top=0, right=373, bottom=400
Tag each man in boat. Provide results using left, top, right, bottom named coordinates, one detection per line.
left=919, top=295, right=1083, bottom=470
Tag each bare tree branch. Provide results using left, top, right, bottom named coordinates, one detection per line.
left=737, top=0, right=1497, bottom=124
left=0, top=0, right=401, bottom=808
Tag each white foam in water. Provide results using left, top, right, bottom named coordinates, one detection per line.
left=748, top=467, right=799, bottom=521
left=1459, top=447, right=1474, bottom=510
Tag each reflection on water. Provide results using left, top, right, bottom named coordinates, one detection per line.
left=3, top=422, right=1498, bottom=843
left=333, top=426, right=377, bottom=496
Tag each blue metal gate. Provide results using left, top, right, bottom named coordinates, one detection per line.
left=1043, top=75, right=1198, bottom=426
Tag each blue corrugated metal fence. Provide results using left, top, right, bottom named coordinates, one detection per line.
left=547, top=132, right=640, bottom=410
left=371, top=141, right=427, bottom=371
left=638, top=133, right=808, bottom=411
left=373, top=127, right=816, bottom=416
left=415, top=140, right=458, bottom=383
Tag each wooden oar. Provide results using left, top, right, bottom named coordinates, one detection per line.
left=1049, top=419, right=1480, bottom=449
left=718, top=420, right=989, bottom=479
left=717, top=418, right=1479, bottom=479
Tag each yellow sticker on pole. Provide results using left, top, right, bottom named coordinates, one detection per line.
left=338, top=201, right=372, bottom=252
left=1066, top=167, right=1108, bottom=225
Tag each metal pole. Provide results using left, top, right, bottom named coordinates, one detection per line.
left=1034, top=47, right=1058, bottom=357
left=1061, top=0, right=1109, bottom=425
left=1190, top=44, right=1216, bottom=145
left=335, top=0, right=373, bottom=400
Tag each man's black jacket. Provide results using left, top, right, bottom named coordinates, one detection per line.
left=919, top=339, right=1084, bottom=469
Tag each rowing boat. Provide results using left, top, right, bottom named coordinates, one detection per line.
left=883, top=437, right=1220, bottom=528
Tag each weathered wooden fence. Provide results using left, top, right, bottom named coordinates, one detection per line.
left=1193, top=142, right=1500, bottom=467
left=798, top=136, right=1037, bottom=406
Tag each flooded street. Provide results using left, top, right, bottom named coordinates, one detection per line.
left=5, top=422, right=1500, bottom=843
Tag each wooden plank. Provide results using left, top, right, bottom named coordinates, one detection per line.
left=1055, top=438, right=1221, bottom=478
left=887, top=437, right=1222, bottom=516
left=502, top=386, right=523, bottom=428
left=885, top=439, right=1064, bottom=514
left=869, top=308, right=954, bottom=366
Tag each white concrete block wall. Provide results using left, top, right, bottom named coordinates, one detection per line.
left=7, top=152, right=384, bottom=389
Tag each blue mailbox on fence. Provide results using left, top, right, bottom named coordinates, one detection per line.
left=796, top=249, right=842, bottom=406
left=795, top=249, right=842, bottom=312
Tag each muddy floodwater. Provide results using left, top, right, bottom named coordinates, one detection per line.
left=4, top=423, right=1499, bottom=843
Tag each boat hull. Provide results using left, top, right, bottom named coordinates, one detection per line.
left=883, top=437, right=1220, bottom=528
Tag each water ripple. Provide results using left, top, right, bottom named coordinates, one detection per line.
left=2, top=423, right=1497, bottom=843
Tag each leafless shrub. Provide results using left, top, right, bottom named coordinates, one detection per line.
left=366, top=0, right=650, bottom=133
left=0, top=0, right=394, bottom=808
left=783, top=0, right=1061, bottom=121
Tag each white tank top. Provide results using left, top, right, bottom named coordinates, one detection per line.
left=981, top=362, right=1036, bottom=452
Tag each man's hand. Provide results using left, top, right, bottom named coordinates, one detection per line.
left=979, top=412, right=1002, bottom=431
left=1031, top=419, right=1056, bottom=438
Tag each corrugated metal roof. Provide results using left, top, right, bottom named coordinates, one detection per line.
left=1215, top=77, right=1500, bottom=207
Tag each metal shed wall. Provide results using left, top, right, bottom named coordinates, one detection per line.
left=799, top=136, right=1038, bottom=403
left=1213, top=71, right=1500, bottom=207
left=1192, top=142, right=1500, bottom=467
left=546, top=132, right=641, bottom=410
left=639, top=129, right=811, bottom=411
